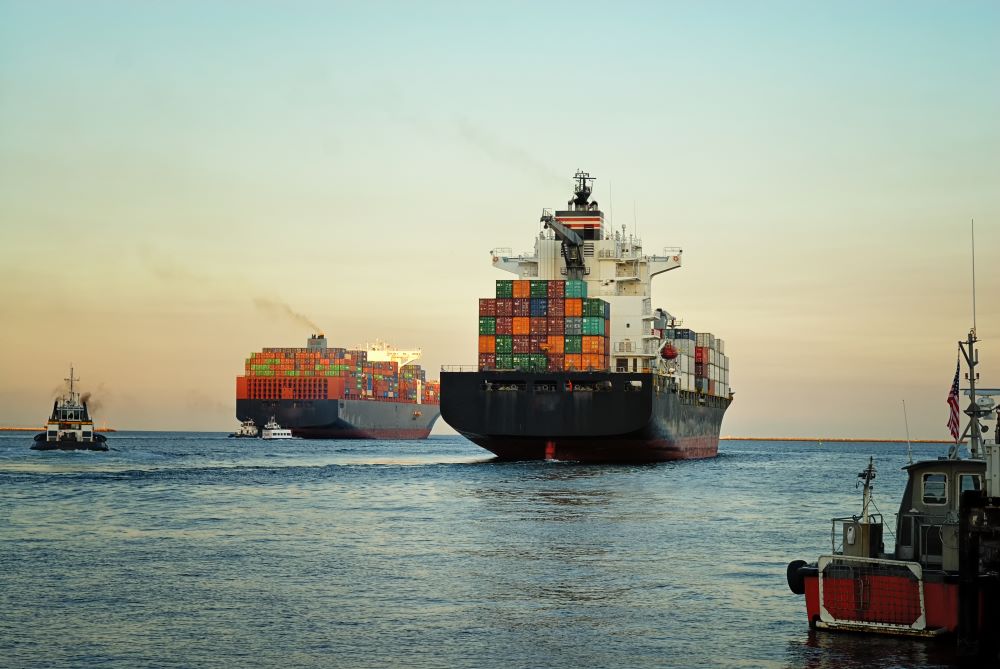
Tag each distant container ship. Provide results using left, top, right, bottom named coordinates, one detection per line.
left=236, top=335, right=441, bottom=439
left=440, top=170, right=733, bottom=462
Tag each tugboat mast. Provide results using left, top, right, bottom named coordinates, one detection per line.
left=959, top=330, right=986, bottom=459
left=64, top=365, right=80, bottom=404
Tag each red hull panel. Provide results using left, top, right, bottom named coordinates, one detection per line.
left=803, top=574, right=961, bottom=633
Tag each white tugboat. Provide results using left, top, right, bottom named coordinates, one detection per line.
left=228, top=418, right=259, bottom=438
left=32, top=367, right=108, bottom=451
left=260, top=417, right=293, bottom=440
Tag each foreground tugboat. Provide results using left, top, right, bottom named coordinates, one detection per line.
left=32, top=367, right=108, bottom=451
left=440, top=171, right=732, bottom=462
left=787, top=329, right=1000, bottom=659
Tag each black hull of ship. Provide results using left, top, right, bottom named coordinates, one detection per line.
left=31, top=433, right=108, bottom=451
left=440, top=371, right=731, bottom=462
left=236, top=398, right=441, bottom=439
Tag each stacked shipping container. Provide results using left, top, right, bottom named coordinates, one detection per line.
left=478, top=279, right=611, bottom=372
left=237, top=346, right=440, bottom=404
left=659, top=328, right=730, bottom=398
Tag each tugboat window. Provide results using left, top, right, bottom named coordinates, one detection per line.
left=922, top=473, right=948, bottom=505
left=960, top=474, right=982, bottom=494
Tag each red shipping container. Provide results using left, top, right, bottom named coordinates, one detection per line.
left=530, top=334, right=547, bottom=352
left=546, top=316, right=564, bottom=334
left=548, top=298, right=565, bottom=317
left=236, top=377, right=248, bottom=400
left=547, top=281, right=565, bottom=298
left=479, top=298, right=497, bottom=317
left=495, top=316, right=514, bottom=335
left=695, top=347, right=707, bottom=363
left=547, top=354, right=565, bottom=371
left=530, top=317, right=547, bottom=335
left=496, top=298, right=513, bottom=317
left=513, top=298, right=531, bottom=317
left=512, top=335, right=530, bottom=353
left=512, top=317, right=530, bottom=335
left=479, top=353, right=496, bottom=370
left=695, top=362, right=706, bottom=377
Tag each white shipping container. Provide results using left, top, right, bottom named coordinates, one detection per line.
left=718, top=339, right=725, bottom=355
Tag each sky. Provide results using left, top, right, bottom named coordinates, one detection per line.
left=1, top=1, right=998, bottom=438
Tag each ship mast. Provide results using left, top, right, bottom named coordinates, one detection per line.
left=65, top=365, right=80, bottom=403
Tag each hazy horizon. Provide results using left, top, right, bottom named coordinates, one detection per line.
left=2, top=1, right=998, bottom=439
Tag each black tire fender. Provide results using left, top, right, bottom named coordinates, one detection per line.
left=787, top=559, right=807, bottom=595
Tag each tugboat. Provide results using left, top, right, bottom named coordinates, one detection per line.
left=228, top=418, right=259, bottom=438
left=31, top=367, right=108, bottom=451
left=260, top=417, right=293, bottom=440
left=786, top=329, right=1000, bottom=659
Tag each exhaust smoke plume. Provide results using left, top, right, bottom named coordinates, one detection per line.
left=253, top=298, right=323, bottom=333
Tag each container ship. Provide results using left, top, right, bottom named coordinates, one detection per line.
left=440, top=171, right=732, bottom=462
left=236, top=335, right=441, bottom=439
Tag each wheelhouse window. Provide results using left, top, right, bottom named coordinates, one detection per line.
left=960, top=474, right=982, bottom=494
left=922, top=473, right=948, bottom=505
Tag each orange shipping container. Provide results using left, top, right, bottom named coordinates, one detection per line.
left=236, top=376, right=249, bottom=400
left=513, top=280, right=531, bottom=298
left=582, top=353, right=604, bottom=370
left=478, top=335, right=496, bottom=353
left=565, top=298, right=583, bottom=317
left=582, top=335, right=602, bottom=353
left=512, top=317, right=531, bottom=335
left=547, top=335, right=565, bottom=354
left=565, top=354, right=583, bottom=370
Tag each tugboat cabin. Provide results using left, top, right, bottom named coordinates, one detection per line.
left=894, top=459, right=984, bottom=570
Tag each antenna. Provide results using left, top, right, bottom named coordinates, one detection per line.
left=608, top=181, right=613, bottom=227
left=972, top=218, right=977, bottom=336
left=902, top=399, right=913, bottom=465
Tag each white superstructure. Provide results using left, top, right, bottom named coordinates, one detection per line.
left=490, top=170, right=683, bottom=375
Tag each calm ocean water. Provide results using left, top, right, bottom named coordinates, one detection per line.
left=0, top=432, right=972, bottom=668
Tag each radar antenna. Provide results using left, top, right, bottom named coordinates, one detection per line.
left=571, top=170, right=595, bottom=207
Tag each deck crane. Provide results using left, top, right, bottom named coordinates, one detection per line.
left=540, top=212, right=587, bottom=280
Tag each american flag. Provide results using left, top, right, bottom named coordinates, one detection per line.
left=947, top=357, right=961, bottom=442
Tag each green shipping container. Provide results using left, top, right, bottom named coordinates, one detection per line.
left=284, top=370, right=298, bottom=377
left=564, top=335, right=583, bottom=354
left=495, top=335, right=513, bottom=354
left=530, top=353, right=547, bottom=371
left=582, top=317, right=605, bottom=335
left=479, top=317, right=496, bottom=335
left=496, top=280, right=514, bottom=298
left=530, top=280, right=548, bottom=297
left=496, top=354, right=513, bottom=369
left=511, top=353, right=531, bottom=370
left=565, top=279, right=588, bottom=298
left=583, top=298, right=605, bottom=317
